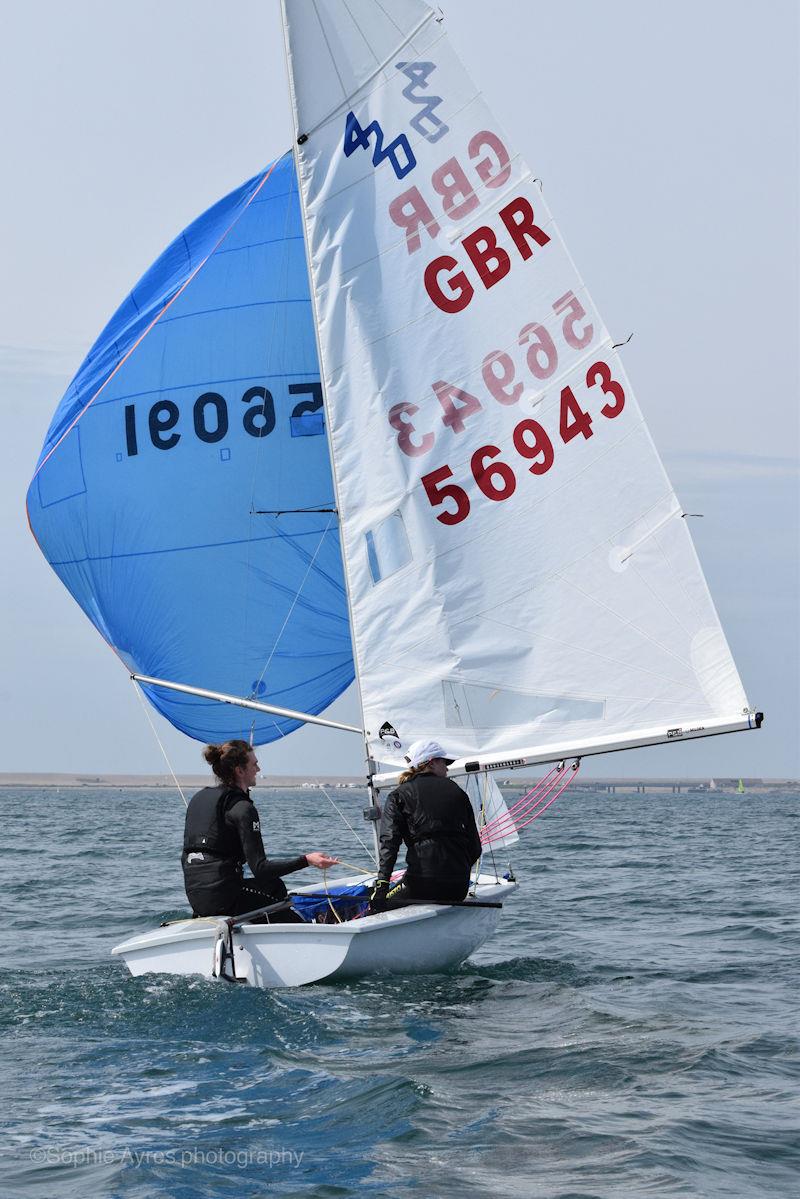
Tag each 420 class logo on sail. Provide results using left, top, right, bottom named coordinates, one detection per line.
left=341, top=60, right=449, bottom=181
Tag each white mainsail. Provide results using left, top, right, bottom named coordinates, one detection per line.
left=282, top=0, right=752, bottom=771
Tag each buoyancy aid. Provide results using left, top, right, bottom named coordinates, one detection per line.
left=183, top=785, right=245, bottom=861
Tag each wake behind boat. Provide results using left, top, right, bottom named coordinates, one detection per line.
left=26, top=0, right=760, bottom=988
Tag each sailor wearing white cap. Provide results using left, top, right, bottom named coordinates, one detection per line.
left=369, top=739, right=481, bottom=912
left=405, top=739, right=454, bottom=769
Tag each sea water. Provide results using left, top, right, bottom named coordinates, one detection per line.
left=1, top=784, right=797, bottom=1199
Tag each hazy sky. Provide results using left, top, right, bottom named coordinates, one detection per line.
left=3, top=0, right=798, bottom=779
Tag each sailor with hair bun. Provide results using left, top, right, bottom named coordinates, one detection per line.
left=182, top=740, right=338, bottom=919
left=370, top=739, right=482, bottom=913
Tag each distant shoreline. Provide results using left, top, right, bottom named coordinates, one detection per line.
left=0, top=773, right=795, bottom=794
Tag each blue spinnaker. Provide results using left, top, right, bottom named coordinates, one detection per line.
left=27, top=155, right=355, bottom=743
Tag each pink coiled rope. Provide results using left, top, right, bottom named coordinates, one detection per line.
left=481, top=763, right=562, bottom=835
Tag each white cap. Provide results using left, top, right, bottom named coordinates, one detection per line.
left=406, top=739, right=454, bottom=769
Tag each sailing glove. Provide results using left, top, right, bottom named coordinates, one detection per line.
left=369, top=880, right=389, bottom=913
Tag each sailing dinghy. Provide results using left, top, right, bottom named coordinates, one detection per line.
left=28, top=0, right=760, bottom=988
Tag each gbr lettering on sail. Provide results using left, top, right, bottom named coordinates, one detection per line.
left=386, top=129, right=550, bottom=314
left=333, top=52, right=618, bottom=533
left=340, top=57, right=549, bottom=317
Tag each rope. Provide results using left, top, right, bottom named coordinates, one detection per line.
left=480, top=764, right=563, bottom=842
left=318, top=862, right=377, bottom=923
left=249, top=513, right=335, bottom=704
left=331, top=860, right=374, bottom=875
left=470, top=774, right=489, bottom=894
left=482, top=763, right=580, bottom=846
left=321, top=867, right=342, bottom=922
left=318, top=785, right=377, bottom=863
left=512, top=765, right=577, bottom=831
left=481, top=775, right=562, bottom=842
left=131, top=678, right=188, bottom=807
left=481, top=771, right=502, bottom=882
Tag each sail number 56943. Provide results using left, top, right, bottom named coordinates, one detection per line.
left=420, top=361, right=625, bottom=525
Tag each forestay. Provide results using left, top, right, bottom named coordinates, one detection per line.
left=27, top=157, right=354, bottom=743
left=282, top=0, right=750, bottom=769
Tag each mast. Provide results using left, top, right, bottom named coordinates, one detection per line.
left=279, top=0, right=381, bottom=858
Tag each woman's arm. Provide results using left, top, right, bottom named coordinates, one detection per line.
left=376, top=789, right=406, bottom=884
left=229, top=800, right=307, bottom=884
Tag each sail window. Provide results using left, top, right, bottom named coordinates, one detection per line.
left=290, top=410, right=325, bottom=437
left=365, top=512, right=412, bottom=585
left=443, top=680, right=605, bottom=730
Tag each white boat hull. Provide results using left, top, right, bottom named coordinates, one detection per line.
left=111, top=874, right=517, bottom=989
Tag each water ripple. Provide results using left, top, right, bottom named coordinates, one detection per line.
left=1, top=785, right=798, bottom=1198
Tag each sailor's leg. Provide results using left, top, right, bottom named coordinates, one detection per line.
left=234, top=880, right=304, bottom=922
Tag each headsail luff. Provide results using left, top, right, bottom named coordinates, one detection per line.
left=282, top=0, right=753, bottom=771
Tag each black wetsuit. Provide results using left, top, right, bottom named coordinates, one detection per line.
left=182, top=784, right=307, bottom=917
left=376, top=771, right=482, bottom=904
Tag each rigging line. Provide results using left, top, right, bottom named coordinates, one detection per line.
left=483, top=781, right=567, bottom=846
left=250, top=511, right=335, bottom=698
left=318, top=784, right=377, bottom=864
left=131, top=679, right=188, bottom=808
left=456, top=683, right=490, bottom=893
left=481, top=772, right=502, bottom=886
left=483, top=782, right=562, bottom=838
left=481, top=770, right=565, bottom=842
left=298, top=8, right=437, bottom=140
left=326, top=859, right=374, bottom=875
left=487, top=765, right=561, bottom=820
left=470, top=774, right=488, bottom=895
left=482, top=767, right=563, bottom=844
left=480, top=767, right=561, bottom=836
left=508, top=764, right=578, bottom=834
left=320, top=867, right=342, bottom=923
